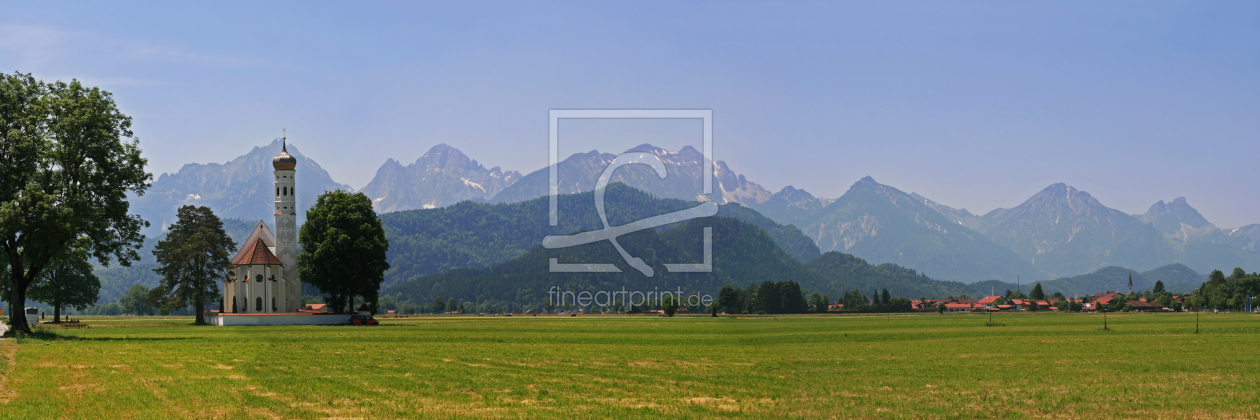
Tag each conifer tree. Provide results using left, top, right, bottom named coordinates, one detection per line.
left=151, top=205, right=235, bottom=324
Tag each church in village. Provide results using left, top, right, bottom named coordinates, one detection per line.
left=208, top=141, right=348, bottom=325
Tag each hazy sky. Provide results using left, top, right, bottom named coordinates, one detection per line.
left=3, top=2, right=1257, bottom=226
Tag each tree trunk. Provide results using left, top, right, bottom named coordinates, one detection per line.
left=53, top=302, right=61, bottom=323
left=194, top=295, right=205, bottom=325
left=8, top=276, right=31, bottom=334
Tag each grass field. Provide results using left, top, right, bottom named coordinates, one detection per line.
left=1, top=312, right=1258, bottom=419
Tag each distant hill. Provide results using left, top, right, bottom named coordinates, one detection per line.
left=359, top=144, right=521, bottom=213
left=128, top=140, right=350, bottom=237
left=385, top=217, right=986, bottom=306
left=804, top=252, right=978, bottom=300
left=377, top=183, right=819, bottom=288
left=385, top=217, right=814, bottom=306
left=965, top=263, right=1206, bottom=298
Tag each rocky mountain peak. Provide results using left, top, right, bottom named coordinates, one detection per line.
left=1019, top=183, right=1109, bottom=215
left=360, top=144, right=521, bottom=213
left=623, top=143, right=669, bottom=154
left=1142, top=196, right=1213, bottom=236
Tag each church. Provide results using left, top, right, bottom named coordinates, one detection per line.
left=208, top=141, right=348, bottom=325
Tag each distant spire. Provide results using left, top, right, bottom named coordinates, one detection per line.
left=1128, top=271, right=1133, bottom=295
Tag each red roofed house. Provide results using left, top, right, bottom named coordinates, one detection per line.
left=977, top=296, right=1001, bottom=309
left=303, top=303, right=329, bottom=312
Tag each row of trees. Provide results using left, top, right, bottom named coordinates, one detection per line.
left=1189, top=268, right=1260, bottom=311
left=715, top=281, right=810, bottom=314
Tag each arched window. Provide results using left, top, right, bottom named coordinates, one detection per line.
left=283, top=186, right=287, bottom=196
left=256, top=297, right=263, bottom=311
left=276, top=187, right=279, bottom=196
left=273, top=297, right=277, bottom=311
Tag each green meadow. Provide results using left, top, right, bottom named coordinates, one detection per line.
left=1, top=312, right=1258, bottom=419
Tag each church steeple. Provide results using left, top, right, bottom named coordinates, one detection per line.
left=1128, top=271, right=1133, bottom=295
left=272, top=134, right=299, bottom=312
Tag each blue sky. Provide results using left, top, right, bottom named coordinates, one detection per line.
left=2, top=1, right=1257, bottom=226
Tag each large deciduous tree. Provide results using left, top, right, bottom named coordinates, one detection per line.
left=298, top=190, right=389, bottom=314
left=150, top=205, right=236, bottom=324
left=0, top=73, right=151, bottom=334
left=28, top=241, right=99, bottom=323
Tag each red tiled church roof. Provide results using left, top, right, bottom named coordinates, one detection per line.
left=237, top=238, right=282, bottom=266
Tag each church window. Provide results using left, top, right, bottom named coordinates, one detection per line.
left=256, top=297, right=263, bottom=311
left=276, top=187, right=279, bottom=196
left=273, top=297, right=277, bottom=311
left=284, top=186, right=288, bottom=196
left=256, top=274, right=263, bottom=282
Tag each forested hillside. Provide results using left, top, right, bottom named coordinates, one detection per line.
left=386, top=218, right=989, bottom=306
left=804, top=252, right=978, bottom=300
left=378, top=183, right=820, bottom=287
left=384, top=217, right=820, bottom=306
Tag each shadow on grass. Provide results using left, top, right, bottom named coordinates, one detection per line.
left=3, top=329, right=195, bottom=342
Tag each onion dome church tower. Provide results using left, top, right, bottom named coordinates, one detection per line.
left=222, top=138, right=302, bottom=314
left=272, top=139, right=301, bottom=312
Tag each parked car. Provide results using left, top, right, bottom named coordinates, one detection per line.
left=350, top=314, right=378, bottom=326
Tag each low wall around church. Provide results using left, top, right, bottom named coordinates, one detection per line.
left=206, top=313, right=351, bottom=326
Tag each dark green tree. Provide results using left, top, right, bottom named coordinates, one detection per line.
left=298, top=190, right=390, bottom=313
left=446, top=297, right=457, bottom=313
left=881, top=288, right=891, bottom=307
left=717, top=285, right=740, bottom=313
left=662, top=295, right=678, bottom=317
left=149, top=205, right=235, bottom=324
left=1029, top=283, right=1045, bottom=301
left=28, top=241, right=99, bottom=323
left=1, top=73, right=151, bottom=333
left=809, top=291, right=825, bottom=312
left=432, top=296, right=445, bottom=313
left=1208, top=270, right=1226, bottom=286
left=119, top=284, right=156, bottom=316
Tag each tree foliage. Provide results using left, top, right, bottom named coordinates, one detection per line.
left=119, top=284, right=156, bottom=316
left=0, top=73, right=151, bottom=333
left=28, top=240, right=99, bottom=322
left=150, top=205, right=235, bottom=324
left=298, top=190, right=389, bottom=313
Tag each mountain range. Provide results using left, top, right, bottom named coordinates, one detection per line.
left=129, top=140, right=350, bottom=237
left=127, top=140, right=1260, bottom=293
left=359, top=144, right=521, bottom=213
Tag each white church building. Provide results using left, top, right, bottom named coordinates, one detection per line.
left=207, top=141, right=349, bottom=326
